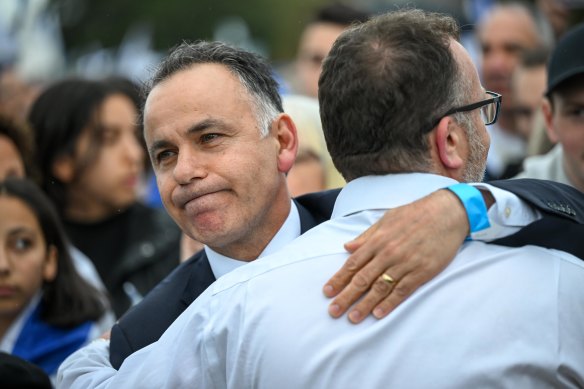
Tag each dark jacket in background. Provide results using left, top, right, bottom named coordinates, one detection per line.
left=65, top=202, right=181, bottom=317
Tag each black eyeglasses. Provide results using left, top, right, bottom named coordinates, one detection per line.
left=426, top=91, right=502, bottom=132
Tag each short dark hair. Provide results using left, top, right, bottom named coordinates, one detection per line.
left=313, top=2, right=370, bottom=26
left=0, top=178, right=107, bottom=327
left=144, top=41, right=283, bottom=136
left=319, top=9, right=466, bottom=181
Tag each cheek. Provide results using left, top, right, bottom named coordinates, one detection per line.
left=156, top=175, right=176, bottom=212
left=555, top=122, right=584, bottom=156
left=563, top=135, right=584, bottom=158
left=16, top=258, right=46, bottom=297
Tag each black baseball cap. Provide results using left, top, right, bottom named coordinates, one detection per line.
left=546, top=23, right=584, bottom=95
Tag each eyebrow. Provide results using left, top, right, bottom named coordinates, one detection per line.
left=148, top=118, right=228, bottom=156
left=8, top=226, right=34, bottom=236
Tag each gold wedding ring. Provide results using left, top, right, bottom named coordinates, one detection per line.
left=381, top=273, right=395, bottom=285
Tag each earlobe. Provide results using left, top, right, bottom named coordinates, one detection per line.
left=52, top=154, right=75, bottom=183
left=43, top=245, right=58, bottom=283
left=435, top=116, right=464, bottom=170
left=274, top=113, right=299, bottom=173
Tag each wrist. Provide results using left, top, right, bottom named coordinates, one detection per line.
left=446, top=183, right=490, bottom=233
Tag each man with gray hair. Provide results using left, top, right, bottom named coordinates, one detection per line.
left=59, top=10, right=584, bottom=388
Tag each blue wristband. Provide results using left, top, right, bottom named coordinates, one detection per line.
left=446, top=183, right=490, bottom=233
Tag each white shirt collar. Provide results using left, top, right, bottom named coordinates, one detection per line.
left=205, top=200, right=301, bottom=279
left=332, top=173, right=458, bottom=219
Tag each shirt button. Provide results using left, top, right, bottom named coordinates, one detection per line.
left=504, top=207, right=511, bottom=218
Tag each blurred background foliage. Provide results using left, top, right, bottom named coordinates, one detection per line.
left=52, top=0, right=331, bottom=61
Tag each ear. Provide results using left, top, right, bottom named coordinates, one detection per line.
left=43, top=245, right=58, bottom=283
left=542, top=98, right=559, bottom=144
left=273, top=113, right=299, bottom=174
left=434, top=116, right=464, bottom=171
left=51, top=154, right=75, bottom=183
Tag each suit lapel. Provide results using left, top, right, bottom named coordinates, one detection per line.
left=180, top=251, right=216, bottom=307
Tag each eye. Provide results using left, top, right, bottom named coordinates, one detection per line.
left=200, top=133, right=221, bottom=143
left=10, top=236, right=34, bottom=252
left=155, top=150, right=176, bottom=164
left=102, top=128, right=121, bottom=145
left=562, top=106, right=584, bottom=120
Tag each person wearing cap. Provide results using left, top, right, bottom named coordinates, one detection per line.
left=516, top=23, right=584, bottom=192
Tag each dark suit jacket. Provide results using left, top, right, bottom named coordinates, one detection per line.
left=110, top=179, right=584, bottom=368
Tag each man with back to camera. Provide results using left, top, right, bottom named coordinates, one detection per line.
left=58, top=9, right=584, bottom=388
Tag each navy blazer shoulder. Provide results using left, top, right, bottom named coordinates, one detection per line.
left=489, top=179, right=584, bottom=259
left=109, top=249, right=212, bottom=369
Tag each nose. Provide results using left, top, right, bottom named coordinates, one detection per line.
left=0, top=249, right=11, bottom=277
left=173, top=149, right=207, bottom=185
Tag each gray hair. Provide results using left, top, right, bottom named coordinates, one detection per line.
left=143, top=41, right=282, bottom=137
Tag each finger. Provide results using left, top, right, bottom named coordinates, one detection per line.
left=328, top=233, right=405, bottom=301
left=343, top=222, right=379, bottom=253
left=345, top=266, right=409, bottom=323
left=323, top=237, right=380, bottom=298
left=326, top=251, right=376, bottom=314
left=371, top=270, right=427, bottom=319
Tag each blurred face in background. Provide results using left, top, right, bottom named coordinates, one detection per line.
left=0, top=195, right=57, bottom=331
left=511, top=64, right=547, bottom=140
left=0, top=135, right=25, bottom=180
left=543, top=75, right=584, bottom=192
left=62, top=93, right=144, bottom=222
left=478, top=7, right=539, bottom=130
left=296, top=22, right=346, bottom=98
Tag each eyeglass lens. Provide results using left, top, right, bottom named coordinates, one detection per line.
left=480, top=101, right=496, bottom=125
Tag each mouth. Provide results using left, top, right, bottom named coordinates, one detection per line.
left=123, top=174, right=140, bottom=189
left=0, top=286, right=16, bottom=297
left=173, top=188, right=227, bottom=209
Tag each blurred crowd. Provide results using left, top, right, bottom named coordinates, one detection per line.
left=0, top=0, right=583, bottom=385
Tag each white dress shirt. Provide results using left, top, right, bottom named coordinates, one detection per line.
left=206, top=200, right=301, bottom=279
left=57, top=173, right=584, bottom=388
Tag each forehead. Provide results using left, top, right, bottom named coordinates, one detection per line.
left=144, top=63, right=256, bottom=135
left=479, top=8, right=538, bottom=46
left=300, top=22, right=346, bottom=51
left=451, top=39, right=483, bottom=96
left=0, top=195, right=38, bottom=231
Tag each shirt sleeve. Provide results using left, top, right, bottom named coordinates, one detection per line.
left=56, top=287, right=219, bottom=388
left=469, top=183, right=542, bottom=241
left=56, top=339, right=117, bottom=389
